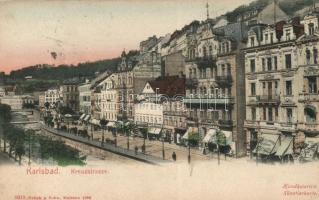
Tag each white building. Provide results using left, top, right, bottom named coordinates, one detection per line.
left=0, top=95, right=24, bottom=110
left=44, top=88, right=61, bottom=108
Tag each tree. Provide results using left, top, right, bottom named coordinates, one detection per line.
left=215, top=130, right=226, bottom=165
left=116, top=121, right=135, bottom=150
left=99, top=119, right=108, bottom=145
left=140, top=127, right=148, bottom=153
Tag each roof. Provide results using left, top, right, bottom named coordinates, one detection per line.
left=90, top=71, right=111, bottom=89
left=147, top=76, right=185, bottom=97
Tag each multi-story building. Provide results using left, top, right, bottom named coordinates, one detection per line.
left=78, top=80, right=92, bottom=115
left=134, top=76, right=185, bottom=140
left=0, top=95, right=24, bottom=110
left=182, top=19, right=247, bottom=156
left=244, top=13, right=319, bottom=161
left=44, top=88, right=61, bottom=108
left=100, top=74, right=119, bottom=123
left=60, top=80, right=79, bottom=112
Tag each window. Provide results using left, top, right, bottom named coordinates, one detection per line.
left=265, top=34, right=268, bottom=42
left=314, top=48, right=318, bottom=64
left=251, top=108, right=256, bottom=121
left=251, top=83, right=256, bottom=96
left=306, top=49, right=311, bottom=64
left=286, top=30, right=291, bottom=40
left=209, top=45, right=213, bottom=55
left=305, top=107, right=316, bottom=123
left=270, top=33, right=274, bottom=43
left=263, top=107, right=266, bottom=120
left=308, top=77, right=318, bottom=93
left=274, top=56, right=278, bottom=70
left=203, top=47, right=207, bottom=58
left=262, top=58, right=265, bottom=71
left=268, top=107, right=273, bottom=122
left=267, top=57, right=272, bottom=71
left=250, top=59, right=256, bottom=72
left=309, top=23, right=315, bottom=35
left=250, top=37, right=255, bottom=47
left=285, top=54, right=292, bottom=69
left=287, top=108, right=293, bottom=123
left=286, top=81, right=292, bottom=95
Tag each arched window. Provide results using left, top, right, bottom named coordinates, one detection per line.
left=189, top=68, right=193, bottom=78
left=304, top=106, right=317, bottom=123
left=203, top=47, right=207, bottom=58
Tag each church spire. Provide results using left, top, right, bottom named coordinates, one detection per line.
left=206, top=2, right=209, bottom=20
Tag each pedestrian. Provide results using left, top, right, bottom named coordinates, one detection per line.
left=135, top=146, right=138, bottom=155
left=141, top=144, right=145, bottom=154
left=172, top=152, right=176, bottom=161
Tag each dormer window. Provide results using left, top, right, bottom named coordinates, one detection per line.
left=286, top=30, right=291, bottom=40
left=309, top=23, right=315, bottom=35
left=250, top=37, right=255, bottom=47
left=270, top=33, right=274, bottom=44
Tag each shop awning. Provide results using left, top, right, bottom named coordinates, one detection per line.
left=253, top=134, right=280, bottom=155
left=275, top=136, right=293, bottom=157
left=148, top=128, right=162, bottom=135
left=79, top=114, right=86, bottom=120
left=84, top=115, right=91, bottom=121
left=107, top=121, right=116, bottom=128
left=90, top=118, right=100, bottom=126
left=300, top=137, right=319, bottom=161
left=203, top=129, right=217, bottom=143
left=183, top=127, right=198, bottom=140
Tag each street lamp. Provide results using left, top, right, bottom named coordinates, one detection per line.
left=161, top=128, right=165, bottom=160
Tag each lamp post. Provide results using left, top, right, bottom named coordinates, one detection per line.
left=256, top=137, right=263, bottom=166
left=28, top=130, right=31, bottom=166
left=162, top=127, right=165, bottom=160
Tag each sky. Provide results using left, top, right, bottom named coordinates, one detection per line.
left=0, top=0, right=253, bottom=74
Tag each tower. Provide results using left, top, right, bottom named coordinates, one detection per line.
left=206, top=2, right=209, bottom=20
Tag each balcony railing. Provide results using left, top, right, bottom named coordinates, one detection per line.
left=298, top=93, right=319, bottom=102
left=163, top=111, right=185, bottom=116
left=215, top=75, right=233, bottom=86
left=183, top=96, right=234, bottom=104
left=256, top=95, right=280, bottom=104
left=218, top=119, right=233, bottom=127
left=185, top=56, right=217, bottom=67
left=185, top=79, right=199, bottom=87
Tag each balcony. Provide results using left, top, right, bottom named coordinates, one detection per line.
left=215, top=75, right=233, bottom=86
left=163, top=111, right=185, bottom=116
left=183, top=96, right=234, bottom=105
left=186, top=56, right=217, bottom=67
left=256, top=95, right=280, bottom=104
left=185, top=79, right=198, bottom=88
left=218, top=119, right=233, bottom=127
left=298, top=93, right=319, bottom=102
left=298, top=123, right=319, bottom=135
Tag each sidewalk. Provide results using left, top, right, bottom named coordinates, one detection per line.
left=85, top=127, right=235, bottom=163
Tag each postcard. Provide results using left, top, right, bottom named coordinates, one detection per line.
left=0, top=0, right=318, bottom=200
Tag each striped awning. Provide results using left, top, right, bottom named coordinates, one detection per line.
left=79, top=114, right=86, bottom=120
left=300, top=137, right=319, bottom=161
left=253, top=134, right=280, bottom=155
left=148, top=128, right=161, bottom=135
left=84, top=115, right=91, bottom=121
left=107, top=121, right=116, bottom=127
left=275, top=136, right=293, bottom=157
left=203, top=129, right=217, bottom=143
left=90, top=118, right=100, bottom=126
